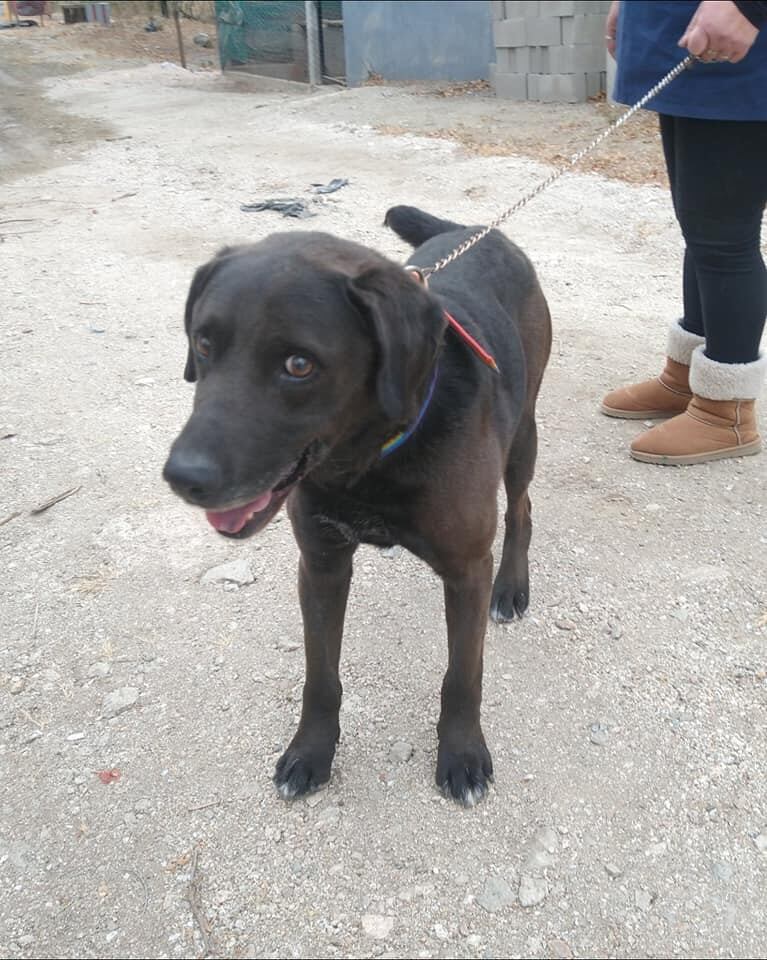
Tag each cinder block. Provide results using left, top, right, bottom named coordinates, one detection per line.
left=493, top=17, right=527, bottom=48
left=528, top=46, right=544, bottom=72
left=547, top=42, right=607, bottom=72
left=495, top=45, right=535, bottom=73
left=500, top=46, right=544, bottom=72
left=562, top=13, right=608, bottom=45
left=492, top=70, right=529, bottom=100
left=528, top=71, right=587, bottom=102
left=586, top=69, right=606, bottom=98
left=494, top=47, right=512, bottom=71
left=525, top=15, right=562, bottom=46
left=539, top=0, right=588, bottom=15
left=490, top=1, right=505, bottom=20
left=504, top=0, right=538, bottom=15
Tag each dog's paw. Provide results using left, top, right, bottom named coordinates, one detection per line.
left=273, top=748, right=331, bottom=800
left=490, top=580, right=529, bottom=622
left=436, top=741, right=494, bottom=808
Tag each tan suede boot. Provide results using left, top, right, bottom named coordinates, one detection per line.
left=630, top=347, right=766, bottom=465
left=600, top=321, right=703, bottom=419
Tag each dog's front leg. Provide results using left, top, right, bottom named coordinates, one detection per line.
left=274, top=536, right=356, bottom=799
left=437, top=552, right=494, bottom=807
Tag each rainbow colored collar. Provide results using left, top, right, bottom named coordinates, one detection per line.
left=380, top=364, right=439, bottom=458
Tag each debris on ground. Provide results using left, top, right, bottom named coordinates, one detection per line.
left=311, top=177, right=349, bottom=194
left=240, top=198, right=316, bottom=219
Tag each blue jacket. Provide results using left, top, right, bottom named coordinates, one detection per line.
left=614, top=0, right=767, bottom=120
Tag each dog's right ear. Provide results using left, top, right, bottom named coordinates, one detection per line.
left=182, top=248, right=232, bottom=382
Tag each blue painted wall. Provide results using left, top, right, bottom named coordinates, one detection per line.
left=342, top=0, right=494, bottom=86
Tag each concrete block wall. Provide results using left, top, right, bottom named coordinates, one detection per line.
left=491, top=0, right=611, bottom=103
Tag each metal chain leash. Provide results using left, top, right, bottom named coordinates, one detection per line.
left=422, top=54, right=695, bottom=279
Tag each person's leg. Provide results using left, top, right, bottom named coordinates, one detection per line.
left=670, top=116, right=767, bottom=363
left=658, top=114, right=705, bottom=338
left=630, top=117, right=767, bottom=465
left=601, top=114, right=706, bottom=420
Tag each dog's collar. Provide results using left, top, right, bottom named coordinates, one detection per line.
left=379, top=267, right=500, bottom=458
left=380, top=363, right=439, bottom=459
left=404, top=266, right=500, bottom=375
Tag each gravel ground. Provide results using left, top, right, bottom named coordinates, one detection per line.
left=1, top=24, right=766, bottom=960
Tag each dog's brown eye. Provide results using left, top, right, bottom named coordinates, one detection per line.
left=194, top=335, right=211, bottom=359
left=284, top=355, right=314, bottom=379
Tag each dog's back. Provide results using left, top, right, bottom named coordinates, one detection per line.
left=385, top=205, right=551, bottom=409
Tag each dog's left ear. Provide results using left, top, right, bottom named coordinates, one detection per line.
left=347, top=266, right=446, bottom=423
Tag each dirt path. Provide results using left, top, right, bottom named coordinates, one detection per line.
left=1, top=21, right=765, bottom=960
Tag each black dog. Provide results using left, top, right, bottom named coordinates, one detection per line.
left=164, top=207, right=551, bottom=806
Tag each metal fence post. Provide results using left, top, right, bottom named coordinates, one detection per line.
left=305, top=0, right=321, bottom=88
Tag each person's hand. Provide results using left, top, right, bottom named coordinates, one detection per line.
left=605, top=0, right=619, bottom=58
left=679, top=0, right=759, bottom=62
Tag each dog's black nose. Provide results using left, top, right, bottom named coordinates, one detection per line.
left=163, top=448, right=224, bottom=504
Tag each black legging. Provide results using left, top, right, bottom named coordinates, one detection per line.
left=659, top=114, right=767, bottom=364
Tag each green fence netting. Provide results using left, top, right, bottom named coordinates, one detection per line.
left=216, top=1, right=344, bottom=81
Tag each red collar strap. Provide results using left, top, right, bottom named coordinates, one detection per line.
left=404, top=266, right=500, bottom=375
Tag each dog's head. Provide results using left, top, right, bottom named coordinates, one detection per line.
left=163, top=234, right=446, bottom=537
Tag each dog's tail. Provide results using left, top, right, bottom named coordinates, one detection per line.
left=384, top=206, right=466, bottom=248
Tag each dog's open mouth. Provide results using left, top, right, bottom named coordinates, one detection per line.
left=205, top=445, right=314, bottom=539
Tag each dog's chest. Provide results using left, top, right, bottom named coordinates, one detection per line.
left=313, top=507, right=397, bottom=548
left=310, top=485, right=419, bottom=549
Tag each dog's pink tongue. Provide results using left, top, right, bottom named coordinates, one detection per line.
left=206, top=491, right=272, bottom=533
